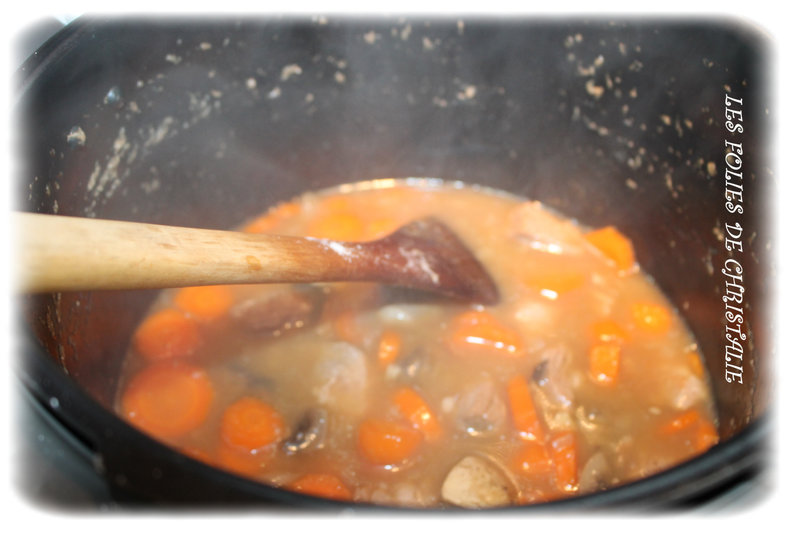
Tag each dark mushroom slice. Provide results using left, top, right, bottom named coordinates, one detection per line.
left=530, top=343, right=575, bottom=408
left=282, top=407, right=328, bottom=455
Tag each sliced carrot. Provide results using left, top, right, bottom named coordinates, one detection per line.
left=659, top=409, right=718, bottom=454
left=377, top=330, right=403, bottom=367
left=659, top=409, right=701, bottom=435
left=588, top=343, right=621, bottom=386
left=448, top=310, right=525, bottom=358
left=242, top=201, right=301, bottom=233
left=507, top=374, right=545, bottom=441
left=512, top=442, right=552, bottom=478
left=307, top=212, right=365, bottom=241
left=549, top=431, right=579, bottom=492
left=174, top=285, right=234, bottom=322
left=591, top=318, right=628, bottom=344
left=357, top=418, right=423, bottom=466
left=631, top=302, right=673, bottom=335
left=524, top=270, right=585, bottom=300
left=392, top=387, right=442, bottom=441
left=133, top=308, right=201, bottom=361
left=220, top=396, right=286, bottom=452
left=287, top=473, right=353, bottom=500
left=121, top=361, right=214, bottom=440
left=585, top=226, right=636, bottom=272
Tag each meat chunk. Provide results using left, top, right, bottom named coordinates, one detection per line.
left=447, top=380, right=508, bottom=438
left=311, top=342, right=369, bottom=417
left=441, top=455, right=516, bottom=508
left=230, top=286, right=320, bottom=335
left=670, top=374, right=707, bottom=411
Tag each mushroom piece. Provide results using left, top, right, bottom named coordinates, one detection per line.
left=441, top=455, right=516, bottom=508
left=282, top=407, right=328, bottom=455
left=578, top=451, right=611, bottom=494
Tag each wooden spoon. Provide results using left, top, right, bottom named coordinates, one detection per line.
left=15, top=213, right=500, bottom=305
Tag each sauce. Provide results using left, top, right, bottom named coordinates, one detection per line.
left=114, top=179, right=718, bottom=507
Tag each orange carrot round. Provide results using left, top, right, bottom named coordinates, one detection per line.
left=448, top=310, right=524, bottom=358
left=549, top=431, right=579, bottom=492
left=659, top=409, right=701, bottom=435
left=133, top=308, right=201, bottom=361
left=357, top=418, right=423, bottom=466
left=121, top=361, right=214, bottom=440
left=588, top=343, right=621, bottom=386
left=512, top=442, right=552, bottom=478
left=631, top=302, right=673, bottom=334
left=220, top=396, right=286, bottom=452
left=392, top=387, right=442, bottom=441
left=591, top=319, right=628, bottom=344
left=585, top=226, right=636, bottom=272
left=174, top=285, right=234, bottom=322
left=524, top=270, right=585, bottom=299
left=658, top=409, right=718, bottom=454
left=288, top=473, right=353, bottom=500
left=377, top=330, right=403, bottom=367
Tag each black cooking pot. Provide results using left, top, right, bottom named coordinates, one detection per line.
left=14, top=16, right=772, bottom=510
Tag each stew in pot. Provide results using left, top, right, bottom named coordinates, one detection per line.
left=114, top=178, right=718, bottom=508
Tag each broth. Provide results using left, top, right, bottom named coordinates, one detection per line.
left=114, top=179, right=718, bottom=508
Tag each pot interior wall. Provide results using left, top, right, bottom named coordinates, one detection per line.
left=17, top=16, right=770, bottom=476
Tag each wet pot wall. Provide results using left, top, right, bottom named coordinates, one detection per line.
left=15, top=17, right=771, bottom=505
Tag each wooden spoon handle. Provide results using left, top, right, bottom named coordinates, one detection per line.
left=15, top=213, right=356, bottom=293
